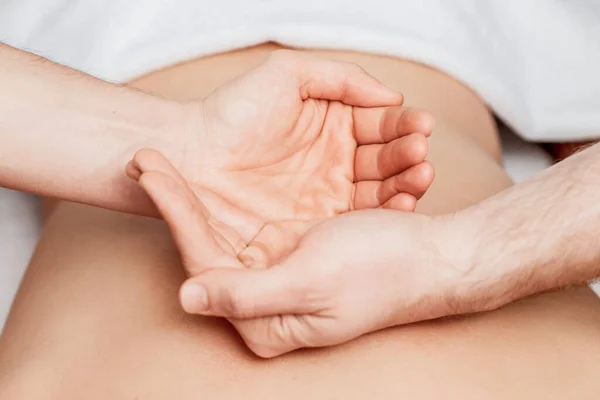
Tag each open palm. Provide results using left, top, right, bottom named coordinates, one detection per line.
left=141, top=51, right=435, bottom=249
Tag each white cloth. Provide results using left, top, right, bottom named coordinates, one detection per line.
left=0, top=0, right=599, bottom=142
left=0, top=190, right=40, bottom=329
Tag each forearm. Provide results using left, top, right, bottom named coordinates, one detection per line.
left=461, top=143, right=600, bottom=311
left=0, top=43, right=192, bottom=216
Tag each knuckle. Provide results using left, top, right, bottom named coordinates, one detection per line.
left=249, top=317, right=298, bottom=358
left=221, top=288, right=247, bottom=318
left=337, top=77, right=350, bottom=101
left=393, top=175, right=406, bottom=192
left=243, top=332, right=283, bottom=359
left=237, top=320, right=287, bottom=358
left=247, top=342, right=280, bottom=359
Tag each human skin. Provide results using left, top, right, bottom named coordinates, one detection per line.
left=0, top=43, right=434, bottom=315
left=157, top=140, right=600, bottom=358
left=0, top=42, right=432, bottom=222
left=1, top=44, right=600, bottom=399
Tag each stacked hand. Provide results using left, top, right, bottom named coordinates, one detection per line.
left=127, top=51, right=440, bottom=357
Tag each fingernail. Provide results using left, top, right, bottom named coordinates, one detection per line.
left=180, top=283, right=209, bottom=313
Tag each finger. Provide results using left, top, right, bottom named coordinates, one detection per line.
left=353, top=161, right=434, bottom=209
left=230, top=319, right=294, bottom=358
left=352, top=180, right=381, bottom=209
left=270, top=50, right=404, bottom=107
left=353, top=181, right=416, bottom=211
left=127, top=148, right=202, bottom=221
left=127, top=149, right=193, bottom=198
left=353, top=106, right=435, bottom=145
left=354, top=132, right=429, bottom=181
left=239, top=220, right=313, bottom=269
left=138, top=171, right=240, bottom=275
left=377, top=161, right=435, bottom=204
left=129, top=149, right=262, bottom=245
left=129, top=149, right=246, bottom=256
left=381, top=193, right=417, bottom=211
left=231, top=315, right=306, bottom=358
left=179, top=266, right=315, bottom=318
left=129, top=149, right=241, bottom=269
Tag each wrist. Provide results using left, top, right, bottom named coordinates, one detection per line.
left=108, top=95, right=198, bottom=217
left=385, top=212, right=481, bottom=326
left=171, top=101, right=209, bottom=185
left=448, top=205, right=532, bottom=315
left=143, top=99, right=199, bottom=175
left=426, top=212, right=486, bottom=317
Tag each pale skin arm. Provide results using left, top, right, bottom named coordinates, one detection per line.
left=1, top=43, right=434, bottom=222
left=0, top=42, right=191, bottom=215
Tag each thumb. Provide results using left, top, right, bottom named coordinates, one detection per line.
left=179, top=265, right=317, bottom=319
left=269, top=50, right=404, bottom=107
left=127, top=149, right=240, bottom=274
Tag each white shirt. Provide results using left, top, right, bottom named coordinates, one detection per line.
left=1, top=0, right=599, bottom=141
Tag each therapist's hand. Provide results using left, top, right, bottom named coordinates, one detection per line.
left=175, top=211, right=475, bottom=358
left=128, top=153, right=469, bottom=358
left=128, top=50, right=435, bottom=253
left=128, top=151, right=444, bottom=356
